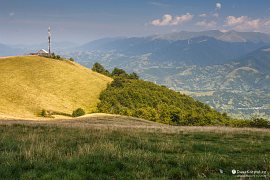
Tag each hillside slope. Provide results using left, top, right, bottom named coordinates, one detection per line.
left=97, top=78, right=231, bottom=126
left=0, top=56, right=112, bottom=118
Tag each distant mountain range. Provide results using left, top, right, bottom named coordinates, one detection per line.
left=78, top=30, right=270, bottom=66
left=152, top=30, right=270, bottom=43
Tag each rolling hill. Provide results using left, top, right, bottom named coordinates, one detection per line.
left=237, top=47, right=270, bottom=74
left=97, top=77, right=235, bottom=126
left=0, top=56, right=112, bottom=118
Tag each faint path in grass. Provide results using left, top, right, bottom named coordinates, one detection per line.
left=0, top=113, right=269, bottom=134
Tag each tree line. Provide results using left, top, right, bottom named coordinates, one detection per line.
left=93, top=62, right=270, bottom=127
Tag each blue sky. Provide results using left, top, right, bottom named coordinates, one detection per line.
left=1, top=0, right=270, bottom=44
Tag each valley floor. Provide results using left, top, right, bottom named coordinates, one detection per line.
left=0, top=114, right=269, bottom=179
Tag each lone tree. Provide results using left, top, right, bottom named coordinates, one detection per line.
left=129, top=72, right=139, bottom=79
left=92, top=63, right=110, bottom=76
left=111, top=68, right=128, bottom=77
left=72, top=108, right=85, bottom=117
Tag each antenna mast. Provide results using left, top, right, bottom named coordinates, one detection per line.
left=48, top=26, right=51, bottom=55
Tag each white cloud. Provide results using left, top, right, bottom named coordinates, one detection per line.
left=196, top=20, right=217, bottom=28
left=224, top=15, right=270, bottom=32
left=216, top=3, right=222, bottom=10
left=151, top=13, right=193, bottom=26
left=225, top=16, right=247, bottom=26
left=172, top=13, right=193, bottom=25
left=199, top=13, right=207, bottom=17
left=9, top=12, right=15, bottom=16
left=151, top=14, right=173, bottom=26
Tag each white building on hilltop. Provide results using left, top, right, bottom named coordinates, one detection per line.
left=29, top=27, right=52, bottom=56
left=30, top=49, right=49, bottom=56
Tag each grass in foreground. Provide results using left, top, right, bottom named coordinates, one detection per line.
left=0, top=124, right=269, bottom=179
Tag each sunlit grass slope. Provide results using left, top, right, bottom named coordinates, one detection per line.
left=0, top=56, right=112, bottom=118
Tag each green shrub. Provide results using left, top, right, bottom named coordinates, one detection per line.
left=40, top=109, right=53, bottom=118
left=69, top=58, right=75, bottom=62
left=250, top=118, right=270, bottom=128
left=111, top=68, right=128, bottom=77
left=129, top=72, right=139, bottom=79
left=40, top=109, right=47, bottom=117
left=224, top=119, right=251, bottom=127
left=92, top=63, right=110, bottom=76
left=72, top=108, right=86, bottom=117
left=111, top=77, right=125, bottom=88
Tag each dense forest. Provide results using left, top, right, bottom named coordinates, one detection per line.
left=93, top=63, right=269, bottom=127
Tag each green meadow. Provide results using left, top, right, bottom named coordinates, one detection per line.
left=0, top=123, right=269, bottom=179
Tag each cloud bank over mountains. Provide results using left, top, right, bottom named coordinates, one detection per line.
left=150, top=2, right=270, bottom=33
left=151, top=13, right=193, bottom=26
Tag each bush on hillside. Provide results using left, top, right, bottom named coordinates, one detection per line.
left=111, top=77, right=125, bottom=87
left=41, top=53, right=66, bottom=61
left=72, top=108, right=86, bottom=117
left=129, top=72, right=139, bottom=79
left=250, top=117, right=270, bottom=128
left=40, top=109, right=53, bottom=118
left=111, top=68, right=139, bottom=79
left=40, top=109, right=47, bottom=117
left=92, top=62, right=139, bottom=79
left=92, top=63, right=110, bottom=76
left=111, top=68, right=128, bottom=77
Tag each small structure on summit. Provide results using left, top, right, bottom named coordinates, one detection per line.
left=37, top=49, right=49, bottom=55
left=29, top=49, right=48, bottom=56
left=30, top=26, right=52, bottom=56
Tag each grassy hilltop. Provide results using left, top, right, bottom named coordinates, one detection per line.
left=0, top=56, right=112, bottom=118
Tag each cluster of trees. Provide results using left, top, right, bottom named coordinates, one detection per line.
left=42, top=53, right=74, bottom=62
left=40, top=108, right=85, bottom=118
left=92, top=63, right=139, bottom=79
left=72, top=108, right=85, bottom=117
left=94, top=63, right=270, bottom=127
left=97, top=79, right=230, bottom=126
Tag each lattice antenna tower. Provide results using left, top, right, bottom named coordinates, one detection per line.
left=48, top=26, right=51, bottom=54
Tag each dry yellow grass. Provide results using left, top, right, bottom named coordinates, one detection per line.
left=0, top=56, right=112, bottom=118
left=0, top=113, right=269, bottom=134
